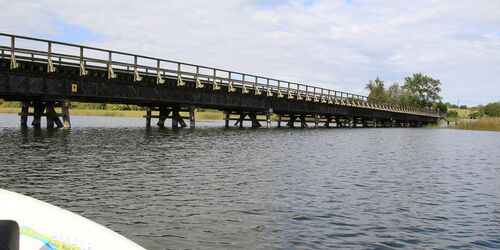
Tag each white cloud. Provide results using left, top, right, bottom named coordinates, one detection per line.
left=1, top=0, right=499, bottom=105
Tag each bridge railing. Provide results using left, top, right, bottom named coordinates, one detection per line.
left=0, top=33, right=438, bottom=117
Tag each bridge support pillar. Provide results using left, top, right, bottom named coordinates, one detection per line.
left=225, top=112, right=230, bottom=128
left=157, top=108, right=169, bottom=127
left=324, top=116, right=332, bottom=127
left=61, top=101, right=71, bottom=128
left=391, top=118, right=395, bottom=128
left=314, top=114, right=319, bottom=128
left=20, top=102, right=29, bottom=127
left=45, top=102, right=63, bottom=129
left=286, top=115, right=296, bottom=128
left=249, top=113, right=262, bottom=128
left=300, top=115, right=308, bottom=128
left=348, top=117, right=354, bottom=128
left=373, top=118, right=377, bottom=128
left=189, top=107, right=195, bottom=128
left=266, top=113, right=271, bottom=128
left=171, top=107, right=187, bottom=129
left=145, top=108, right=152, bottom=127
left=238, top=113, right=244, bottom=128
left=277, top=114, right=282, bottom=128
left=32, top=102, right=44, bottom=127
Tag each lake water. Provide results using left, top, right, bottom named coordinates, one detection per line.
left=0, top=113, right=499, bottom=249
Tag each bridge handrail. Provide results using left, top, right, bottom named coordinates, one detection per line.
left=0, top=33, right=438, bottom=117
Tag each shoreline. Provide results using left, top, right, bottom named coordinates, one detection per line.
left=0, top=107, right=224, bottom=120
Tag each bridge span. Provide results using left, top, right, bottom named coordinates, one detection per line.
left=0, top=33, right=439, bottom=129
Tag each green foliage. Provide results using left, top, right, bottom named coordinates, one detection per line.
left=447, top=110, right=458, bottom=118
left=385, top=83, right=402, bottom=104
left=0, top=101, right=22, bottom=108
left=402, top=73, right=442, bottom=108
left=71, top=102, right=106, bottom=110
left=0, top=99, right=3, bottom=105
left=433, top=102, right=448, bottom=113
left=365, top=77, right=386, bottom=101
left=459, top=105, right=468, bottom=109
left=483, top=102, right=500, bottom=117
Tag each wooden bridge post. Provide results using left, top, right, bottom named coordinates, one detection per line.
left=300, top=115, right=308, bottom=128
left=145, top=108, right=152, bottom=127
left=250, top=113, right=261, bottom=128
left=61, top=101, right=71, bottom=128
left=46, top=102, right=55, bottom=128
left=238, top=113, right=245, bottom=128
left=31, top=102, right=44, bottom=127
left=224, top=112, right=230, bottom=128
left=171, top=107, right=187, bottom=128
left=324, top=116, right=332, bottom=127
left=314, top=114, right=319, bottom=127
left=277, top=114, right=282, bottom=128
left=266, top=112, right=272, bottom=128
left=157, top=107, right=168, bottom=127
left=189, top=107, right=195, bottom=128
left=46, top=102, right=63, bottom=128
left=20, top=102, right=29, bottom=127
left=287, top=115, right=296, bottom=128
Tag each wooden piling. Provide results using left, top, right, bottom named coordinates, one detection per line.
left=314, top=114, right=319, bottom=127
left=277, top=114, right=282, bottom=128
left=157, top=107, right=168, bottom=127
left=300, top=115, right=307, bottom=128
left=286, top=115, right=296, bottom=127
left=189, top=107, right=195, bottom=128
left=239, top=113, right=244, bottom=128
left=46, top=102, right=55, bottom=128
left=20, top=102, right=29, bottom=127
left=225, top=112, right=230, bottom=128
left=32, top=102, right=44, bottom=127
left=61, top=100, right=71, bottom=128
left=324, top=116, right=332, bottom=127
left=145, top=108, right=152, bottom=127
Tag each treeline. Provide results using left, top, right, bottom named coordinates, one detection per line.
left=447, top=102, right=500, bottom=118
left=365, top=73, right=445, bottom=112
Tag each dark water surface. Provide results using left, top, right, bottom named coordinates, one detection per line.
left=1, top=114, right=499, bottom=249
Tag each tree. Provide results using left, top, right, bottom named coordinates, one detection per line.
left=459, top=105, right=468, bottom=109
left=447, top=110, right=458, bottom=118
left=433, top=102, right=448, bottom=113
left=483, top=102, right=500, bottom=117
left=385, top=83, right=402, bottom=104
left=402, top=73, right=442, bottom=108
left=365, top=77, right=386, bottom=101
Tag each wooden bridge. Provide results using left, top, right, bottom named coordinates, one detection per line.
left=0, top=33, right=439, bottom=129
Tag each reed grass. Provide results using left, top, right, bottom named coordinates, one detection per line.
left=455, top=118, right=500, bottom=132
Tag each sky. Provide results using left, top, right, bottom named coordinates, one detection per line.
left=1, top=0, right=499, bottom=106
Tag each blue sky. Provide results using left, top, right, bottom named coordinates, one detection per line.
left=1, top=0, right=499, bottom=106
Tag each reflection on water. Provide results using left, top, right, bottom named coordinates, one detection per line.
left=1, top=114, right=499, bottom=249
